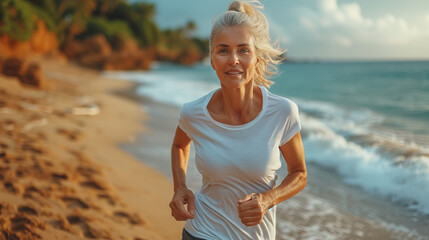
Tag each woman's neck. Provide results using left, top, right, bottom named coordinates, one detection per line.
left=221, top=83, right=253, bottom=111
left=215, top=82, right=262, bottom=125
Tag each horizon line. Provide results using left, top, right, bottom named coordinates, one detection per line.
left=283, top=58, right=429, bottom=63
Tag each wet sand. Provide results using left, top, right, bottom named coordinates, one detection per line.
left=0, top=57, right=183, bottom=239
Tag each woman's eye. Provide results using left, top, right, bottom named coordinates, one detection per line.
left=240, top=49, right=250, bottom=53
left=218, top=49, right=227, bottom=53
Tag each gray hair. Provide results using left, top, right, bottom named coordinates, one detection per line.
left=209, top=0, right=285, bottom=87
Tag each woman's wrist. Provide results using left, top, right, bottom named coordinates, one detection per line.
left=260, top=192, right=275, bottom=211
left=174, top=183, right=189, bottom=193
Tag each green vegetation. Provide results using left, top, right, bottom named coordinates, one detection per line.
left=0, top=0, right=208, bottom=64
left=77, top=17, right=135, bottom=45
left=0, top=0, right=48, bottom=41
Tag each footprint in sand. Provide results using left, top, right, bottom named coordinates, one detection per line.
left=18, top=205, right=38, bottom=216
left=97, top=193, right=117, bottom=206
left=113, top=211, right=145, bottom=225
left=80, top=179, right=108, bottom=191
left=66, top=214, right=87, bottom=225
left=0, top=142, right=9, bottom=150
left=3, top=181, right=24, bottom=195
left=66, top=214, right=111, bottom=239
left=68, top=150, right=102, bottom=176
left=61, top=197, right=90, bottom=209
left=57, top=128, right=82, bottom=141
left=6, top=214, right=45, bottom=239
left=49, top=216, right=72, bottom=232
left=70, top=150, right=95, bottom=164
left=20, top=142, right=45, bottom=155
left=0, top=150, right=12, bottom=163
left=51, top=172, right=68, bottom=181
left=66, top=215, right=96, bottom=238
left=23, top=184, right=50, bottom=199
left=0, top=166, right=10, bottom=180
left=78, top=166, right=101, bottom=179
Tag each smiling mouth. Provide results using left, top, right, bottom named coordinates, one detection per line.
left=225, top=71, right=243, bottom=75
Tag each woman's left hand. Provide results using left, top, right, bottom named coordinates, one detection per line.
left=237, top=193, right=271, bottom=226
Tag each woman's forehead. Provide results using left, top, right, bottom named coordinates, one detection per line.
left=213, top=26, right=255, bottom=47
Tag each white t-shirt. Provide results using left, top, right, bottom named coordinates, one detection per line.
left=178, top=86, right=301, bottom=240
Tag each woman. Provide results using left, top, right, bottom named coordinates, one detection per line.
left=169, top=1, right=307, bottom=239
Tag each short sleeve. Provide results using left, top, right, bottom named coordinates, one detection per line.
left=178, top=104, right=192, bottom=139
left=280, top=101, right=301, bottom=146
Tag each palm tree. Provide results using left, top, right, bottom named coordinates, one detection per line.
left=0, top=0, right=62, bottom=41
left=58, top=0, right=97, bottom=40
left=183, top=21, right=196, bottom=37
left=94, top=0, right=125, bottom=17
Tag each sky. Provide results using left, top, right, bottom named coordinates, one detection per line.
left=142, top=0, right=429, bottom=61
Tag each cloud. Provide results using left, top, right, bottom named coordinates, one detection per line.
left=425, top=14, right=429, bottom=25
left=332, top=35, right=352, bottom=47
left=267, top=16, right=291, bottom=45
left=318, top=0, right=365, bottom=25
left=299, top=0, right=428, bottom=48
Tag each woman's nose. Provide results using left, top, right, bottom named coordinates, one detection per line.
left=228, top=51, right=239, bottom=65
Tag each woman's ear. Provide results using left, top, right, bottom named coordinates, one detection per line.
left=211, top=58, right=215, bottom=70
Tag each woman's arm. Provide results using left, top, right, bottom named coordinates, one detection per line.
left=238, top=132, right=307, bottom=226
left=264, top=131, right=307, bottom=205
left=169, top=126, right=195, bottom=221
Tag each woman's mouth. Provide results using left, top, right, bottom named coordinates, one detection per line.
left=225, top=70, right=243, bottom=75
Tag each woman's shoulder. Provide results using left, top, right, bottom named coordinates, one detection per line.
left=265, top=88, right=298, bottom=110
left=181, top=88, right=219, bottom=116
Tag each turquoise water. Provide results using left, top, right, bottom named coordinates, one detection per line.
left=273, top=61, right=429, bottom=141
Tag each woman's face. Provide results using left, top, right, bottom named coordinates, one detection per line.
left=211, top=26, right=258, bottom=89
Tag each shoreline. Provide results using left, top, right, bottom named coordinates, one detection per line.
left=0, top=57, right=183, bottom=239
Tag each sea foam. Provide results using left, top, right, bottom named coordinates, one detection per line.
left=301, top=112, right=429, bottom=214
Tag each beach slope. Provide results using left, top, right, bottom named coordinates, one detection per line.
left=0, top=57, right=183, bottom=239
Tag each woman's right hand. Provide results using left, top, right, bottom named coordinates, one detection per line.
left=169, top=187, right=195, bottom=221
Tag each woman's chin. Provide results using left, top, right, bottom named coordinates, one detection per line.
left=220, top=78, right=253, bottom=89
left=222, top=83, right=247, bottom=89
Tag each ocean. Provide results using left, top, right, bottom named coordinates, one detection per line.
left=106, top=60, right=429, bottom=239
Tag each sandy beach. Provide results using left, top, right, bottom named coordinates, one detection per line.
left=0, top=57, right=183, bottom=239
